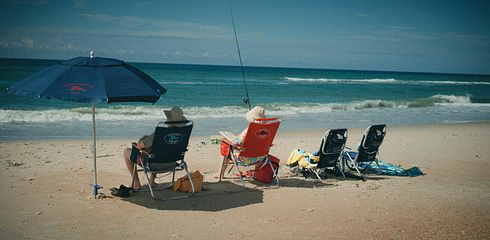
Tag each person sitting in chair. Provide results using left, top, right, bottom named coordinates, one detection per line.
left=123, top=106, right=187, bottom=190
left=231, top=106, right=268, bottom=164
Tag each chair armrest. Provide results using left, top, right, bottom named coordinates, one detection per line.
left=221, top=137, right=244, bottom=150
left=221, top=137, right=232, bottom=145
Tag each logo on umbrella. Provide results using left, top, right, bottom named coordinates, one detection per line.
left=63, top=83, right=94, bottom=94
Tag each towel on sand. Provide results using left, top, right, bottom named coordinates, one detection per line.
left=359, top=160, right=423, bottom=177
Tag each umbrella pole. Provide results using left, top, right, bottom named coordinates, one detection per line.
left=91, top=103, right=99, bottom=197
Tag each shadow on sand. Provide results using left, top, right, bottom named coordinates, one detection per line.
left=221, top=174, right=336, bottom=189
left=120, top=181, right=263, bottom=212
left=291, top=169, right=391, bottom=182
left=120, top=175, right=340, bottom=211
left=269, top=177, right=335, bottom=188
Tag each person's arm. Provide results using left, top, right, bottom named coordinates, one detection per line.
left=234, top=128, right=248, bottom=146
left=137, top=132, right=154, bottom=152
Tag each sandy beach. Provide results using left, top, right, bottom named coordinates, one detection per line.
left=1, top=122, right=489, bottom=239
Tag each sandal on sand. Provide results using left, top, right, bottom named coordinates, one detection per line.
left=110, top=184, right=131, bottom=197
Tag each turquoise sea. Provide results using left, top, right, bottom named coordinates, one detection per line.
left=1, top=58, right=490, bottom=140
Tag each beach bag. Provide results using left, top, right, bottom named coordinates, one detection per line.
left=220, top=140, right=231, bottom=156
left=287, top=149, right=319, bottom=168
left=254, top=155, right=280, bottom=183
left=173, top=170, right=203, bottom=193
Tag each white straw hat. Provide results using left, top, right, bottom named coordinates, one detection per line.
left=245, top=106, right=265, bottom=122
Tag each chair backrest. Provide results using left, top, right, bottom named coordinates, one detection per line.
left=317, top=128, right=348, bottom=168
left=147, top=120, right=193, bottom=164
left=239, top=118, right=281, bottom=158
left=356, top=124, right=386, bottom=163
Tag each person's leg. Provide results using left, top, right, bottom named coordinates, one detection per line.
left=124, top=148, right=141, bottom=190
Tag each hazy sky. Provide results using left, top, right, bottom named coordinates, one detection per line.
left=1, top=0, right=489, bottom=74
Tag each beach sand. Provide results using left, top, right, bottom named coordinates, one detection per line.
left=1, top=122, right=489, bottom=239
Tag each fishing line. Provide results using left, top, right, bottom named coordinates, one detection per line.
left=229, top=6, right=251, bottom=110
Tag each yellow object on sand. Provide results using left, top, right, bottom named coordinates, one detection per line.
left=173, top=170, right=203, bottom=193
left=287, top=149, right=320, bottom=168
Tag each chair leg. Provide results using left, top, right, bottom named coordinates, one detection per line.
left=269, top=160, right=280, bottom=185
left=231, top=156, right=245, bottom=187
left=311, top=168, right=322, bottom=181
left=339, top=158, right=346, bottom=178
left=183, top=162, right=195, bottom=196
left=143, top=170, right=156, bottom=199
left=219, top=155, right=229, bottom=182
left=353, top=162, right=365, bottom=180
left=169, top=170, right=176, bottom=189
left=227, top=163, right=235, bottom=174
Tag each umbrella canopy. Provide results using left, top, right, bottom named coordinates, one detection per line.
left=8, top=54, right=167, bottom=197
left=9, top=56, right=166, bottom=103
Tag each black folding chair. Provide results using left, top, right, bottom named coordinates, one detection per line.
left=131, top=120, right=195, bottom=200
left=342, top=124, right=387, bottom=179
left=316, top=128, right=348, bottom=179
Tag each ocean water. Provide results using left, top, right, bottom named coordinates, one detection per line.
left=1, top=58, right=490, bottom=140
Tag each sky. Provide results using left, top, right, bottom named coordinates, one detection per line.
left=0, top=0, right=489, bottom=74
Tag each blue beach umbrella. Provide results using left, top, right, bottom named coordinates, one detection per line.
left=8, top=52, right=167, bottom=197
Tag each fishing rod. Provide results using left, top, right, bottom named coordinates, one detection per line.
left=229, top=6, right=251, bottom=110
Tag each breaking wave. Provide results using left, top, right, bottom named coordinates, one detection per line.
left=407, top=94, right=472, bottom=107
left=0, top=95, right=484, bottom=123
left=284, top=77, right=490, bottom=85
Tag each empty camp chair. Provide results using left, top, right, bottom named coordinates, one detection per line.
left=218, top=118, right=281, bottom=186
left=342, top=124, right=386, bottom=178
left=294, top=128, right=348, bottom=180
left=131, top=120, right=195, bottom=199
left=316, top=128, right=348, bottom=179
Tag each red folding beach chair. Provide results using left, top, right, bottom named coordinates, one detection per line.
left=218, top=118, right=281, bottom=186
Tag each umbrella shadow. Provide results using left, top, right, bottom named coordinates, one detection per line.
left=120, top=181, right=263, bottom=212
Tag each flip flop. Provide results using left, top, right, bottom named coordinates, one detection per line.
left=110, top=184, right=131, bottom=197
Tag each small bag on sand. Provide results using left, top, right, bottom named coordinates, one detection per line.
left=254, top=155, right=280, bottom=183
left=173, top=170, right=203, bottom=193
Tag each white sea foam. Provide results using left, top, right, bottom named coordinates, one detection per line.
left=431, top=94, right=472, bottom=104
left=0, top=95, right=485, bottom=123
left=284, top=77, right=398, bottom=84
left=283, top=77, right=490, bottom=85
left=163, top=81, right=243, bottom=85
left=420, top=81, right=490, bottom=85
left=407, top=94, right=472, bottom=107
